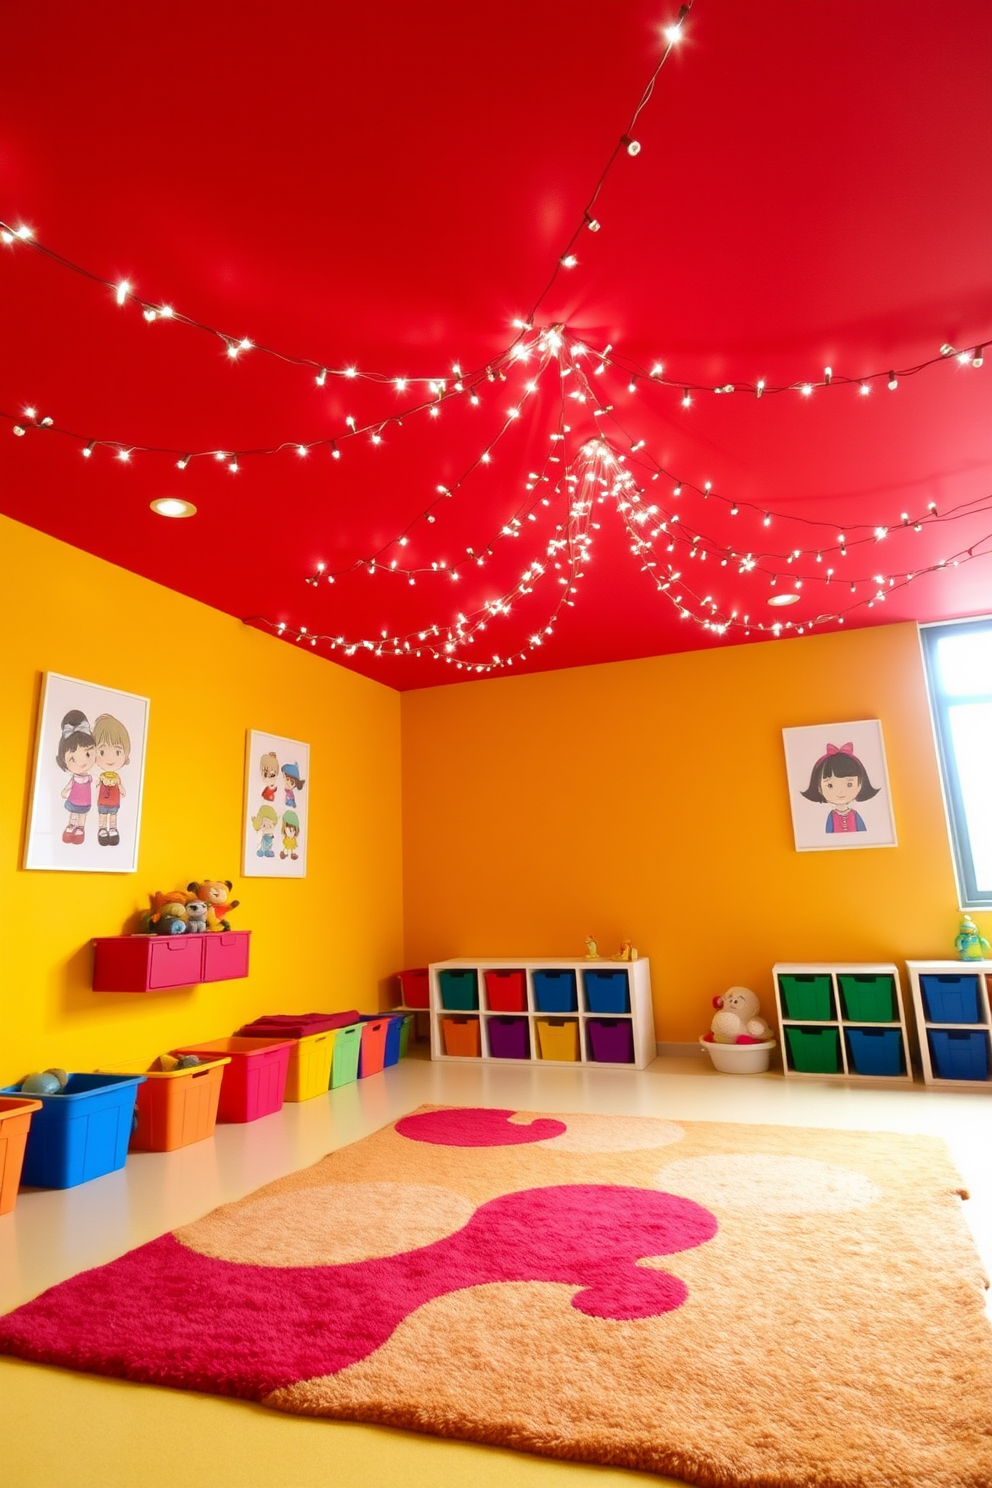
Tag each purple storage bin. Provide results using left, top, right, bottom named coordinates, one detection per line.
left=587, top=1018, right=634, bottom=1064
left=487, top=1016, right=530, bottom=1059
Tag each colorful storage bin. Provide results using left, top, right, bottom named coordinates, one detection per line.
left=535, top=1018, right=579, bottom=1061
left=587, top=1018, right=635, bottom=1063
left=487, top=1016, right=530, bottom=1059
left=0, top=1074, right=145, bottom=1189
left=331, top=1024, right=362, bottom=1087
left=785, top=1026, right=840, bottom=1075
left=440, top=1016, right=481, bottom=1057
left=838, top=974, right=895, bottom=1023
left=439, top=969, right=479, bottom=1010
left=778, top=973, right=833, bottom=1021
left=0, top=1096, right=42, bottom=1214
left=101, top=1056, right=230, bottom=1150
left=397, top=1013, right=415, bottom=1058
left=845, top=1028, right=904, bottom=1077
left=396, top=968, right=430, bottom=1009
left=484, top=969, right=527, bottom=1012
left=928, top=1029, right=990, bottom=1081
left=583, top=969, right=631, bottom=1014
left=281, top=1030, right=337, bottom=1101
left=171, top=1038, right=292, bottom=1123
left=920, top=974, right=981, bottom=1024
left=357, top=1016, right=389, bottom=1078
left=532, top=970, right=578, bottom=1013
left=382, top=1014, right=408, bottom=1068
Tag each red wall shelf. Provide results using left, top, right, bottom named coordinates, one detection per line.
left=92, top=931, right=251, bottom=993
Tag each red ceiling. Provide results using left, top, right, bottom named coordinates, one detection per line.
left=1, top=0, right=990, bottom=688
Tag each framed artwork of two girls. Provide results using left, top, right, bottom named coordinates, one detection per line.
left=782, top=719, right=897, bottom=851
left=242, top=730, right=309, bottom=878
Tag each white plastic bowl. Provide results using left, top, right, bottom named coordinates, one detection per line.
left=699, top=1037, right=776, bottom=1074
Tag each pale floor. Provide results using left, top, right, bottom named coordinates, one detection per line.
left=2, top=1049, right=991, bottom=1488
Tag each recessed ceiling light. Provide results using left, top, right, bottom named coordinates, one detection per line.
left=150, top=497, right=197, bottom=519
left=767, top=592, right=800, bottom=607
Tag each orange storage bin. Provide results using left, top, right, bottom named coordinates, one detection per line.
left=440, top=1015, right=481, bottom=1057
left=0, top=1096, right=42, bottom=1215
left=100, top=1056, right=230, bottom=1151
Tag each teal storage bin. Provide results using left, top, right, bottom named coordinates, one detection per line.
left=0, top=1073, right=145, bottom=1189
left=439, top=969, right=479, bottom=1010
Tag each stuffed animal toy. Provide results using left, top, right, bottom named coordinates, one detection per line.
left=187, top=879, right=240, bottom=931
left=142, top=888, right=197, bottom=932
left=154, top=904, right=189, bottom=935
left=185, top=900, right=209, bottom=933
left=711, top=986, right=772, bottom=1044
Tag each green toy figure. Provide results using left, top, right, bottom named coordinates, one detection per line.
left=954, top=915, right=991, bottom=961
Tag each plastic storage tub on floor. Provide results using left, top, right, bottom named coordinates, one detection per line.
left=0, top=1096, right=42, bottom=1213
left=357, top=1016, right=389, bottom=1078
left=483, top=970, right=527, bottom=1012
left=838, top=974, right=896, bottom=1023
left=331, top=1024, right=362, bottom=1087
left=281, top=1030, right=338, bottom=1101
left=785, top=1026, right=840, bottom=1074
left=396, top=968, right=430, bottom=1008
left=0, top=1074, right=145, bottom=1188
left=583, top=970, right=631, bottom=1014
left=845, top=1028, right=904, bottom=1077
left=101, top=1056, right=229, bottom=1150
left=778, top=974, right=833, bottom=1021
left=439, top=969, right=479, bottom=1010
left=928, top=1029, right=989, bottom=1081
left=487, top=1016, right=530, bottom=1059
left=440, top=1016, right=481, bottom=1057
left=382, top=1014, right=409, bottom=1068
left=171, top=1038, right=292, bottom=1123
left=535, top=1018, right=580, bottom=1061
left=587, top=1018, right=635, bottom=1063
left=397, top=1013, right=414, bottom=1058
left=533, top=970, right=578, bottom=1013
left=920, top=974, right=981, bottom=1024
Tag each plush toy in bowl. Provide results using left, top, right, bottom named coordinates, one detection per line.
left=700, top=987, right=776, bottom=1072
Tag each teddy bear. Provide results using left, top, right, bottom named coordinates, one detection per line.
left=710, top=987, right=772, bottom=1044
left=184, top=900, right=209, bottom=933
left=187, top=879, right=240, bottom=932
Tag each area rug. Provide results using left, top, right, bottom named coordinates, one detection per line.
left=2, top=1107, right=991, bottom=1488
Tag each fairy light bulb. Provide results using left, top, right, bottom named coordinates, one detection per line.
left=624, top=137, right=641, bottom=156
left=800, top=383, right=813, bottom=397
left=83, top=441, right=94, bottom=457
left=824, top=367, right=833, bottom=384
left=681, top=389, right=691, bottom=407
left=177, top=455, right=190, bottom=470
left=560, top=254, right=578, bottom=268
left=860, top=382, right=871, bottom=395
left=586, top=217, right=601, bottom=232
left=973, top=348, right=984, bottom=367
left=115, top=280, right=130, bottom=305
left=887, top=372, right=898, bottom=390
left=315, top=368, right=327, bottom=387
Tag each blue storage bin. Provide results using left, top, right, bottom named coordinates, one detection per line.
left=381, top=1013, right=406, bottom=1067
left=920, top=974, right=981, bottom=1024
left=845, top=1028, right=905, bottom=1077
left=928, top=1029, right=990, bottom=1081
left=0, top=1073, right=145, bottom=1189
left=582, top=969, right=630, bottom=1014
left=532, top=969, right=578, bottom=1013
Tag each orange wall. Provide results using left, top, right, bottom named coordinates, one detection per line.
left=401, top=622, right=990, bottom=1043
left=2, top=516, right=404, bottom=1084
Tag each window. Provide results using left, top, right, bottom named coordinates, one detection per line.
left=921, top=618, right=992, bottom=908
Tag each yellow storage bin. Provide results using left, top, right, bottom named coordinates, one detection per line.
left=283, top=1029, right=337, bottom=1102
left=536, top=1018, right=580, bottom=1062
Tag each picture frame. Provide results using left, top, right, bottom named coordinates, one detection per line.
left=242, top=730, right=310, bottom=878
left=782, top=719, right=897, bottom=852
left=24, top=672, right=150, bottom=873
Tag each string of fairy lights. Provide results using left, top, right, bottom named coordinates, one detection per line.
left=2, top=1, right=990, bottom=674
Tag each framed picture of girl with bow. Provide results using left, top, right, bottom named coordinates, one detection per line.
left=24, top=672, right=150, bottom=872
left=782, top=720, right=897, bottom=852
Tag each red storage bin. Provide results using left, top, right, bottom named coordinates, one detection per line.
left=484, top=969, right=527, bottom=1011
left=357, top=1017, right=389, bottom=1078
left=171, top=1037, right=292, bottom=1122
left=396, top=968, right=430, bottom=1008
left=202, top=931, right=251, bottom=981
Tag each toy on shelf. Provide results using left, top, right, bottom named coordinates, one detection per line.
left=185, top=900, right=209, bottom=933
left=584, top=936, right=600, bottom=960
left=187, top=880, right=240, bottom=932
left=21, top=1068, right=69, bottom=1095
left=611, top=939, right=639, bottom=962
left=955, top=915, right=991, bottom=961
left=157, top=1053, right=202, bottom=1071
left=709, top=987, right=772, bottom=1044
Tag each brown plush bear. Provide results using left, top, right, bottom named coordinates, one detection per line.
left=187, top=879, right=240, bottom=932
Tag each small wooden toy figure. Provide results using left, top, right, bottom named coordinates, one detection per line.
left=612, top=939, right=638, bottom=962
left=955, top=915, right=991, bottom=961
left=584, top=936, right=600, bottom=960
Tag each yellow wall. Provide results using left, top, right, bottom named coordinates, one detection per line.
left=1, top=516, right=404, bottom=1084
left=401, top=622, right=991, bottom=1043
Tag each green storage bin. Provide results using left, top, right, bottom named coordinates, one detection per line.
left=778, top=973, right=833, bottom=1021
left=330, top=1023, right=362, bottom=1087
left=838, top=973, right=895, bottom=1022
left=786, top=1025, right=840, bottom=1074
left=397, top=1013, right=414, bottom=1058
left=439, top=969, right=479, bottom=1010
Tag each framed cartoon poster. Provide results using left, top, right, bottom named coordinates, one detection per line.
left=24, top=672, right=149, bottom=872
left=782, top=720, right=897, bottom=852
left=242, top=730, right=309, bottom=878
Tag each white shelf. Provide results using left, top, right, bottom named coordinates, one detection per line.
left=428, top=958, right=654, bottom=1070
left=905, top=960, right=992, bottom=1089
left=772, top=963, right=913, bottom=1083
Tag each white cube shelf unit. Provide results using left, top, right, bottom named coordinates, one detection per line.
left=906, top=960, right=992, bottom=1090
left=772, top=963, right=913, bottom=1083
left=428, top=958, right=655, bottom=1069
